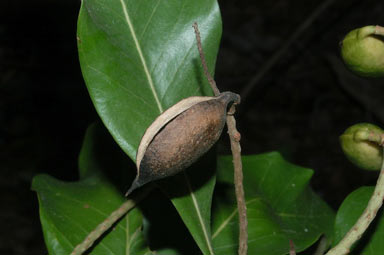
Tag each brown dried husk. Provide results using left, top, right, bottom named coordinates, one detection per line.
left=126, top=92, right=239, bottom=195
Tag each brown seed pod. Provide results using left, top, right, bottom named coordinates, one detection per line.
left=126, top=91, right=240, bottom=196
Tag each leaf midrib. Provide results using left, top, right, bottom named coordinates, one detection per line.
left=117, top=2, right=217, bottom=254
left=118, top=0, right=163, bottom=113
left=184, top=172, right=215, bottom=254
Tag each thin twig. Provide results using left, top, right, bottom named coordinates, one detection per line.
left=239, top=0, right=336, bottom=103
left=289, top=240, right=296, bottom=255
left=192, top=23, right=220, bottom=97
left=325, top=148, right=384, bottom=255
left=70, top=185, right=154, bottom=255
left=193, top=22, right=248, bottom=255
left=227, top=111, right=248, bottom=255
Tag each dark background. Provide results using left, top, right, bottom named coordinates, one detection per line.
left=1, top=0, right=384, bottom=254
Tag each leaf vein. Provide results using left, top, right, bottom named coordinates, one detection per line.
left=119, top=0, right=163, bottom=113
left=161, top=41, right=195, bottom=101
left=126, top=213, right=130, bottom=255
left=87, top=65, right=156, bottom=111
left=139, top=0, right=161, bottom=39
left=148, top=0, right=187, bottom=94
left=183, top=172, right=214, bottom=254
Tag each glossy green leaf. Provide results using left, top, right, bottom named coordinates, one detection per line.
left=32, top=124, right=152, bottom=255
left=77, top=1, right=222, bottom=253
left=77, top=0, right=222, bottom=161
left=212, top=152, right=335, bottom=255
left=158, top=152, right=217, bottom=254
left=333, top=186, right=384, bottom=255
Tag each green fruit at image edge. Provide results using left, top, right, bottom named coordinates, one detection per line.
left=340, top=123, right=384, bottom=171
left=341, top=25, right=384, bottom=78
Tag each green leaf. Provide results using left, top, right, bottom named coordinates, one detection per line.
left=158, top=152, right=217, bottom=255
left=333, top=186, right=384, bottom=255
left=32, top=124, right=152, bottom=255
left=212, top=152, right=335, bottom=255
left=77, top=1, right=222, bottom=253
left=77, top=0, right=222, bottom=161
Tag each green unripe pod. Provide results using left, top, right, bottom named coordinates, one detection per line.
left=341, top=25, right=384, bottom=78
left=340, top=123, right=384, bottom=171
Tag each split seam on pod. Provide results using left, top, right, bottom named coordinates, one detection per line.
left=340, top=123, right=384, bottom=171
left=126, top=91, right=240, bottom=196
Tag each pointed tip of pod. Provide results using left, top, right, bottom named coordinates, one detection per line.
left=125, top=178, right=142, bottom=197
left=125, top=162, right=155, bottom=196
